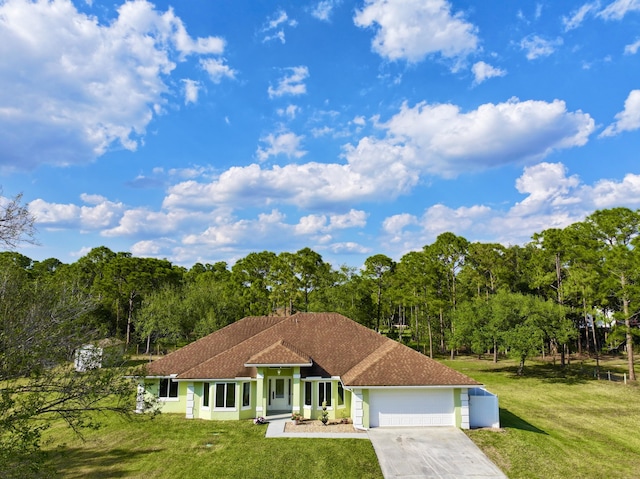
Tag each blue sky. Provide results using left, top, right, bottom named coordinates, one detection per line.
left=2, top=0, right=640, bottom=268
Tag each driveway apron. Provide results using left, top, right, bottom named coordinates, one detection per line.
left=367, top=427, right=507, bottom=479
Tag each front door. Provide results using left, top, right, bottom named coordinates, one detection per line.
left=268, top=377, right=291, bottom=412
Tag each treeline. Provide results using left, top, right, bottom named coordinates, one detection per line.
left=1, top=207, right=639, bottom=378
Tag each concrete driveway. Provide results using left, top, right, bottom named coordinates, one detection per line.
left=367, top=427, right=507, bottom=479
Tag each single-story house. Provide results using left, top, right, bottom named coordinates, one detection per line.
left=139, top=312, right=499, bottom=429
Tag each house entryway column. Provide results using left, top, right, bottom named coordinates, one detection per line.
left=256, top=369, right=265, bottom=417
left=186, top=383, right=195, bottom=419
left=292, top=367, right=301, bottom=415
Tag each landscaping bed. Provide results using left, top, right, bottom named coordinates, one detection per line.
left=284, top=419, right=365, bottom=433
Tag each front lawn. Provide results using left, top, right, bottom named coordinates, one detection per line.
left=445, top=356, right=640, bottom=479
left=43, top=414, right=382, bottom=478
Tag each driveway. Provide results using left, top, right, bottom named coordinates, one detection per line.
left=367, top=427, right=507, bottom=479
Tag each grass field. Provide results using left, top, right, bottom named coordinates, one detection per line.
left=42, top=413, right=383, bottom=478
left=445, top=355, right=640, bottom=479
left=40, top=354, right=640, bottom=478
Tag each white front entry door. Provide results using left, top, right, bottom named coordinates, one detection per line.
left=268, top=377, right=291, bottom=411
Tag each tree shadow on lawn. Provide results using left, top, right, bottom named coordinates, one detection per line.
left=499, top=408, right=547, bottom=435
left=480, top=362, right=607, bottom=385
left=47, top=446, right=160, bottom=478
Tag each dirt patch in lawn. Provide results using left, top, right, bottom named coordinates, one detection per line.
left=284, top=420, right=366, bottom=433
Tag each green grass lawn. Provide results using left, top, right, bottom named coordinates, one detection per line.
left=42, top=413, right=382, bottom=478
left=40, top=354, right=639, bottom=479
left=445, top=355, right=640, bottom=479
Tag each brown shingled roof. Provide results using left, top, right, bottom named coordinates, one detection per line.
left=146, top=312, right=480, bottom=387
left=244, top=340, right=312, bottom=366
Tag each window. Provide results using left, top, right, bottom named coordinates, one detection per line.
left=337, top=382, right=344, bottom=406
left=242, top=382, right=251, bottom=408
left=215, top=382, right=236, bottom=409
left=304, top=382, right=312, bottom=406
left=318, top=381, right=332, bottom=407
left=202, top=382, right=210, bottom=408
left=159, top=378, right=178, bottom=399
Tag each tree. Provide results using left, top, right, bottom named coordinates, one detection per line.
left=363, top=254, right=395, bottom=332
left=0, top=190, right=36, bottom=249
left=0, top=206, right=140, bottom=477
left=585, top=208, right=640, bottom=381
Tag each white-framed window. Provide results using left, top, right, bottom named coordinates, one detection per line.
left=318, top=381, right=332, bottom=408
left=337, top=382, right=344, bottom=407
left=215, top=382, right=236, bottom=409
left=242, top=382, right=251, bottom=408
left=304, top=381, right=312, bottom=407
left=202, top=382, right=210, bottom=408
left=158, top=378, right=178, bottom=400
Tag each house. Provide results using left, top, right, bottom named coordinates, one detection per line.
left=139, top=312, right=499, bottom=429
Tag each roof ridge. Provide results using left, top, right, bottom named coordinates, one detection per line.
left=174, top=315, right=290, bottom=378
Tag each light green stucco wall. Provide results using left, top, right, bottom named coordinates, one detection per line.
left=146, top=376, right=353, bottom=422
left=454, top=388, right=462, bottom=427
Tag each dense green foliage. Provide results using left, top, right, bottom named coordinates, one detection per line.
left=2, top=207, right=639, bottom=379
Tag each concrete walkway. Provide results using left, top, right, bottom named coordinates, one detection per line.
left=368, top=427, right=507, bottom=479
left=264, top=417, right=368, bottom=439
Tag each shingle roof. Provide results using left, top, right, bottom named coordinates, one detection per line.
left=146, top=312, right=480, bottom=387
left=245, top=340, right=312, bottom=366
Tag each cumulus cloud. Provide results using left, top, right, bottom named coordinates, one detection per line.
left=380, top=162, right=640, bottom=254
left=29, top=194, right=125, bottom=230
left=472, top=61, right=507, bottom=84
left=0, top=0, right=232, bottom=170
left=161, top=98, right=594, bottom=213
left=353, top=98, right=595, bottom=178
left=520, top=35, right=563, bottom=60
left=256, top=131, right=307, bottom=161
left=600, top=90, right=640, bottom=137
left=353, top=0, right=479, bottom=63
left=268, top=66, right=309, bottom=98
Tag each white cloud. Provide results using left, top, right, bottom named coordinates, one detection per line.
left=353, top=0, right=479, bottom=63
left=0, top=0, right=232, bottom=170
left=624, top=39, right=640, bottom=54
left=472, top=61, right=507, bottom=84
left=29, top=195, right=124, bottom=230
left=277, top=104, right=300, bottom=119
left=311, top=0, right=340, bottom=21
left=256, top=131, right=307, bottom=161
left=262, top=9, right=297, bottom=43
left=161, top=98, right=593, bottom=214
left=268, top=66, right=309, bottom=98
left=563, top=2, right=599, bottom=31
left=200, top=58, right=236, bottom=83
left=520, top=35, right=563, bottom=60
left=353, top=98, right=594, bottom=178
left=379, top=162, right=640, bottom=254
left=598, top=0, right=640, bottom=20
left=600, top=90, right=640, bottom=137
left=182, top=79, right=200, bottom=104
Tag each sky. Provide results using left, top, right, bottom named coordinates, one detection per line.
left=2, top=0, right=640, bottom=269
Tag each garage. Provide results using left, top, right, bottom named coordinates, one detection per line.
left=369, top=388, right=455, bottom=427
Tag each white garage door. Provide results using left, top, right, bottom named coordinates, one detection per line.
left=369, top=388, right=455, bottom=427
